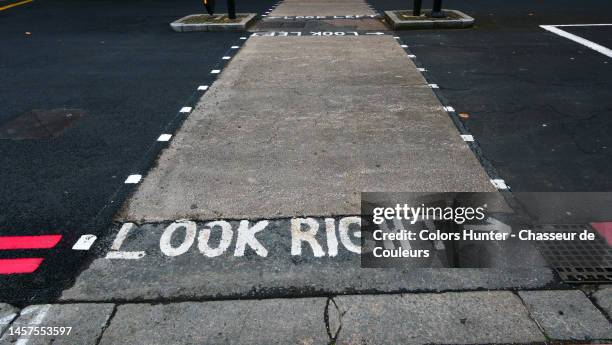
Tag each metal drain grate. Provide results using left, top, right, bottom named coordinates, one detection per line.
left=533, top=224, right=612, bottom=283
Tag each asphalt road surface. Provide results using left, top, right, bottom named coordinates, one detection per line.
left=1, top=0, right=611, bottom=304
left=370, top=0, right=612, bottom=191
left=0, top=0, right=274, bottom=302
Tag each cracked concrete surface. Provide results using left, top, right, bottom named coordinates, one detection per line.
left=119, top=35, right=495, bottom=223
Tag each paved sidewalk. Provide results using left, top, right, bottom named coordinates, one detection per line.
left=2, top=289, right=612, bottom=344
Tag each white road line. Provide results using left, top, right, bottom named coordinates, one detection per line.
left=72, top=234, right=97, bottom=250
left=0, top=313, right=17, bottom=327
left=106, top=223, right=146, bottom=260
left=554, top=23, right=612, bottom=27
left=198, top=85, right=209, bottom=91
left=491, top=179, right=509, bottom=190
left=540, top=25, right=612, bottom=58
left=400, top=44, right=408, bottom=48
left=15, top=305, right=51, bottom=345
left=105, top=251, right=145, bottom=259
left=222, top=56, right=231, bottom=60
left=231, top=45, right=239, bottom=49
left=418, top=68, right=427, bottom=72
left=408, top=54, right=416, bottom=58
left=110, top=223, right=132, bottom=251
left=180, top=106, right=192, bottom=113
left=157, top=134, right=172, bottom=142
left=240, top=36, right=247, bottom=40
left=444, top=106, right=455, bottom=112
left=124, top=174, right=142, bottom=184
left=428, top=84, right=439, bottom=89
left=210, top=69, right=221, bottom=74
left=461, top=134, right=474, bottom=142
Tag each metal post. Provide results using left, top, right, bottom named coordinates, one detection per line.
left=428, top=0, right=446, bottom=18
left=413, top=0, right=422, bottom=16
left=228, top=0, right=236, bottom=19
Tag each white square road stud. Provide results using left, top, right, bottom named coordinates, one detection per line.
left=157, top=134, right=172, bottom=142
left=491, top=179, right=509, bottom=190
left=124, top=174, right=142, bottom=184
left=72, top=235, right=97, bottom=250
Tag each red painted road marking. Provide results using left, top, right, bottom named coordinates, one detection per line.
left=590, top=222, right=612, bottom=246
left=0, top=234, right=61, bottom=250
left=0, top=258, right=44, bottom=274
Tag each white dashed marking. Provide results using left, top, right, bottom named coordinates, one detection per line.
left=461, top=134, right=474, bottom=142
left=180, top=106, right=192, bottom=113
left=211, top=69, right=221, bottom=74
left=408, top=54, right=416, bottom=58
left=240, top=36, right=247, bottom=40
left=491, top=179, right=509, bottom=190
left=428, top=84, right=439, bottom=89
left=400, top=44, right=408, bottom=48
left=418, top=68, right=427, bottom=72
left=444, top=106, right=455, bottom=112
left=72, top=234, right=97, bottom=250
left=198, top=85, right=209, bottom=91
left=157, top=134, right=172, bottom=142
left=231, top=46, right=239, bottom=49
left=222, top=56, right=231, bottom=60
left=124, top=175, right=142, bottom=184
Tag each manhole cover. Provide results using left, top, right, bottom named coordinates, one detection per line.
left=0, top=108, right=85, bottom=140
left=533, top=224, right=612, bottom=283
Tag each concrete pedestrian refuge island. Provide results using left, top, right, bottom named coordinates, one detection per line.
left=119, top=35, right=494, bottom=222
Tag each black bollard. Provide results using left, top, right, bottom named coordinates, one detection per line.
left=428, top=0, right=446, bottom=18
left=413, top=0, right=422, bottom=16
left=228, top=0, right=236, bottom=19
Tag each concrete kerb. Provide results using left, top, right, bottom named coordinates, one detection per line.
left=385, top=9, right=474, bottom=30
left=171, top=13, right=257, bottom=32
